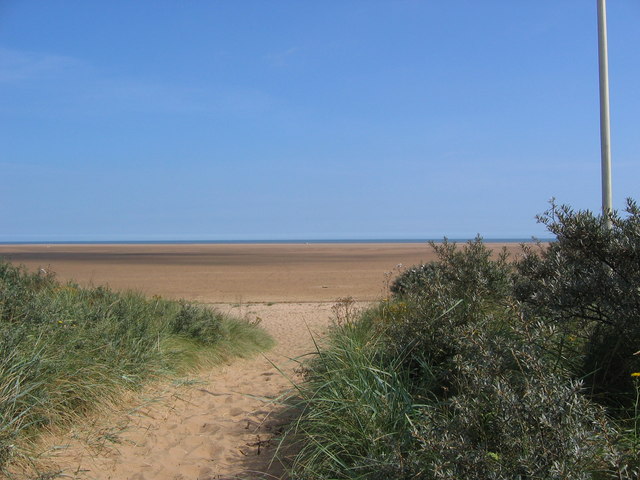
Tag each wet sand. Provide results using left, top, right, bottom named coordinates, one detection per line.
left=0, top=242, right=525, bottom=303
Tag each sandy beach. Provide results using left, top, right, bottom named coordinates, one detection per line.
left=0, top=242, right=525, bottom=303
left=2, top=242, right=527, bottom=479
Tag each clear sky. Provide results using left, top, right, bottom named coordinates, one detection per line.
left=1, top=1, right=638, bottom=241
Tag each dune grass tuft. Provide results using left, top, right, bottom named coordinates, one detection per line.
left=0, top=260, right=273, bottom=473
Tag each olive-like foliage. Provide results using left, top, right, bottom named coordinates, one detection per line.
left=515, top=199, right=640, bottom=408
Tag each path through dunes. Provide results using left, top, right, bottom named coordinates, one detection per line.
left=5, top=242, right=526, bottom=478
left=43, top=302, right=339, bottom=480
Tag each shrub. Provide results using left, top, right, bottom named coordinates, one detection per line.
left=290, top=299, right=634, bottom=479
left=289, top=228, right=640, bottom=479
left=406, top=312, right=629, bottom=480
left=515, top=199, right=640, bottom=408
left=385, top=238, right=514, bottom=395
left=390, top=236, right=512, bottom=320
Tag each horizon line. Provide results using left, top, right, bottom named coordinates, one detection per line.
left=0, top=237, right=552, bottom=246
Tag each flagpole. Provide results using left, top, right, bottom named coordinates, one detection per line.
left=597, top=0, right=613, bottom=228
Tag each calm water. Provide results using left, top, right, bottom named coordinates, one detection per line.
left=0, top=238, right=551, bottom=245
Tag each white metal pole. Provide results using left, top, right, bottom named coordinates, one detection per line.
left=597, top=0, right=613, bottom=228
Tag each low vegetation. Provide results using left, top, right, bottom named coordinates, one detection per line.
left=288, top=200, right=640, bottom=479
left=0, top=261, right=273, bottom=473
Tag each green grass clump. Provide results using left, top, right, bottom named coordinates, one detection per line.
left=0, top=260, right=273, bottom=472
left=287, top=314, right=420, bottom=479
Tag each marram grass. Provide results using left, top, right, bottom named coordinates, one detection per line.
left=0, top=260, right=273, bottom=473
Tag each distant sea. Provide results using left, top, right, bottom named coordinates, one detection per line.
left=0, top=238, right=552, bottom=245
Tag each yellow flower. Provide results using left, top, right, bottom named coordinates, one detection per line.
left=631, top=372, right=640, bottom=377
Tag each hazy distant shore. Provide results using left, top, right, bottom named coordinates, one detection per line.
left=0, top=242, right=534, bottom=303
left=0, top=238, right=548, bottom=245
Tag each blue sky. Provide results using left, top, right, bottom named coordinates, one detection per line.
left=1, top=1, right=638, bottom=241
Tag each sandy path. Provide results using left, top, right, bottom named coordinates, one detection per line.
left=44, top=302, right=339, bottom=480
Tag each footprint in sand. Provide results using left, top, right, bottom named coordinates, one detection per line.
left=199, top=423, right=221, bottom=434
left=229, top=407, right=244, bottom=417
